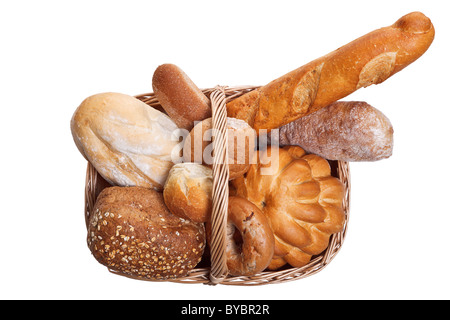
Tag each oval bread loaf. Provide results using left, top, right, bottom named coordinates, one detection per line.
left=152, top=64, right=211, bottom=131
left=71, top=92, right=180, bottom=191
left=274, top=101, right=394, bottom=161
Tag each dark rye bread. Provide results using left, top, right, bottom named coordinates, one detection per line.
left=87, top=186, right=206, bottom=280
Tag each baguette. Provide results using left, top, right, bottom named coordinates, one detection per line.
left=272, top=101, right=394, bottom=161
left=227, top=11, right=435, bottom=131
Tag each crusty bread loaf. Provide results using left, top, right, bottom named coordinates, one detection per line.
left=71, top=92, right=180, bottom=191
left=87, top=186, right=206, bottom=280
left=231, top=146, right=345, bottom=270
left=183, top=117, right=256, bottom=180
left=163, top=163, right=213, bottom=223
left=272, top=101, right=394, bottom=161
left=227, top=11, right=435, bottom=131
left=152, top=64, right=211, bottom=130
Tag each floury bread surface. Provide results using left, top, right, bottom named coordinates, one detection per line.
left=226, top=12, right=435, bottom=131
left=274, top=101, right=394, bottom=161
left=71, top=92, right=180, bottom=190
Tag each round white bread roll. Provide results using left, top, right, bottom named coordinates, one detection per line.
left=71, top=92, right=180, bottom=191
left=182, top=117, right=256, bottom=180
left=163, top=163, right=213, bottom=223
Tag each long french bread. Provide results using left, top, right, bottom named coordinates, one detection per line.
left=226, top=11, right=435, bottom=131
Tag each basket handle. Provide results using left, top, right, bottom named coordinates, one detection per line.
left=208, top=86, right=230, bottom=284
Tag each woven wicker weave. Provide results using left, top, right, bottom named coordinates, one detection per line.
left=84, top=85, right=351, bottom=286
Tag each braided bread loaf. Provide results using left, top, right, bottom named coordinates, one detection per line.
left=231, top=146, right=346, bottom=269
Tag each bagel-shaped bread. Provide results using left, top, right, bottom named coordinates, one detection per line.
left=231, top=146, right=345, bottom=270
left=87, top=186, right=206, bottom=280
left=207, top=196, right=274, bottom=276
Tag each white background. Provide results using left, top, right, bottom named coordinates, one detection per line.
left=1, top=0, right=449, bottom=300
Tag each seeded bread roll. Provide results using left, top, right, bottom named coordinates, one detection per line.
left=152, top=64, right=211, bottom=131
left=87, top=186, right=206, bottom=280
left=227, top=12, right=434, bottom=132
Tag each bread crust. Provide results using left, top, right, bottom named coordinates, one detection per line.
left=275, top=101, right=394, bottom=161
left=231, top=146, right=346, bottom=269
left=183, top=117, right=256, bottom=180
left=152, top=64, right=211, bottom=130
left=227, top=11, right=435, bottom=131
left=225, top=197, right=275, bottom=276
left=205, top=197, right=275, bottom=276
left=71, top=92, right=179, bottom=190
left=163, top=163, right=213, bottom=223
left=87, top=186, right=206, bottom=280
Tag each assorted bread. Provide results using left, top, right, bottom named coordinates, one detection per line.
left=231, top=146, right=346, bottom=269
left=71, top=11, right=434, bottom=280
left=226, top=11, right=434, bottom=132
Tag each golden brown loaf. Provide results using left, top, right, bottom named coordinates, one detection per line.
left=152, top=64, right=211, bottom=131
left=183, top=117, right=256, bottom=180
left=71, top=92, right=180, bottom=191
left=226, top=11, right=435, bottom=131
left=163, top=163, right=213, bottom=223
left=273, top=101, right=394, bottom=161
left=231, top=146, right=346, bottom=269
left=87, top=186, right=206, bottom=280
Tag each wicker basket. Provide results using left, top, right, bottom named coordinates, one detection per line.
left=84, top=85, right=351, bottom=286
